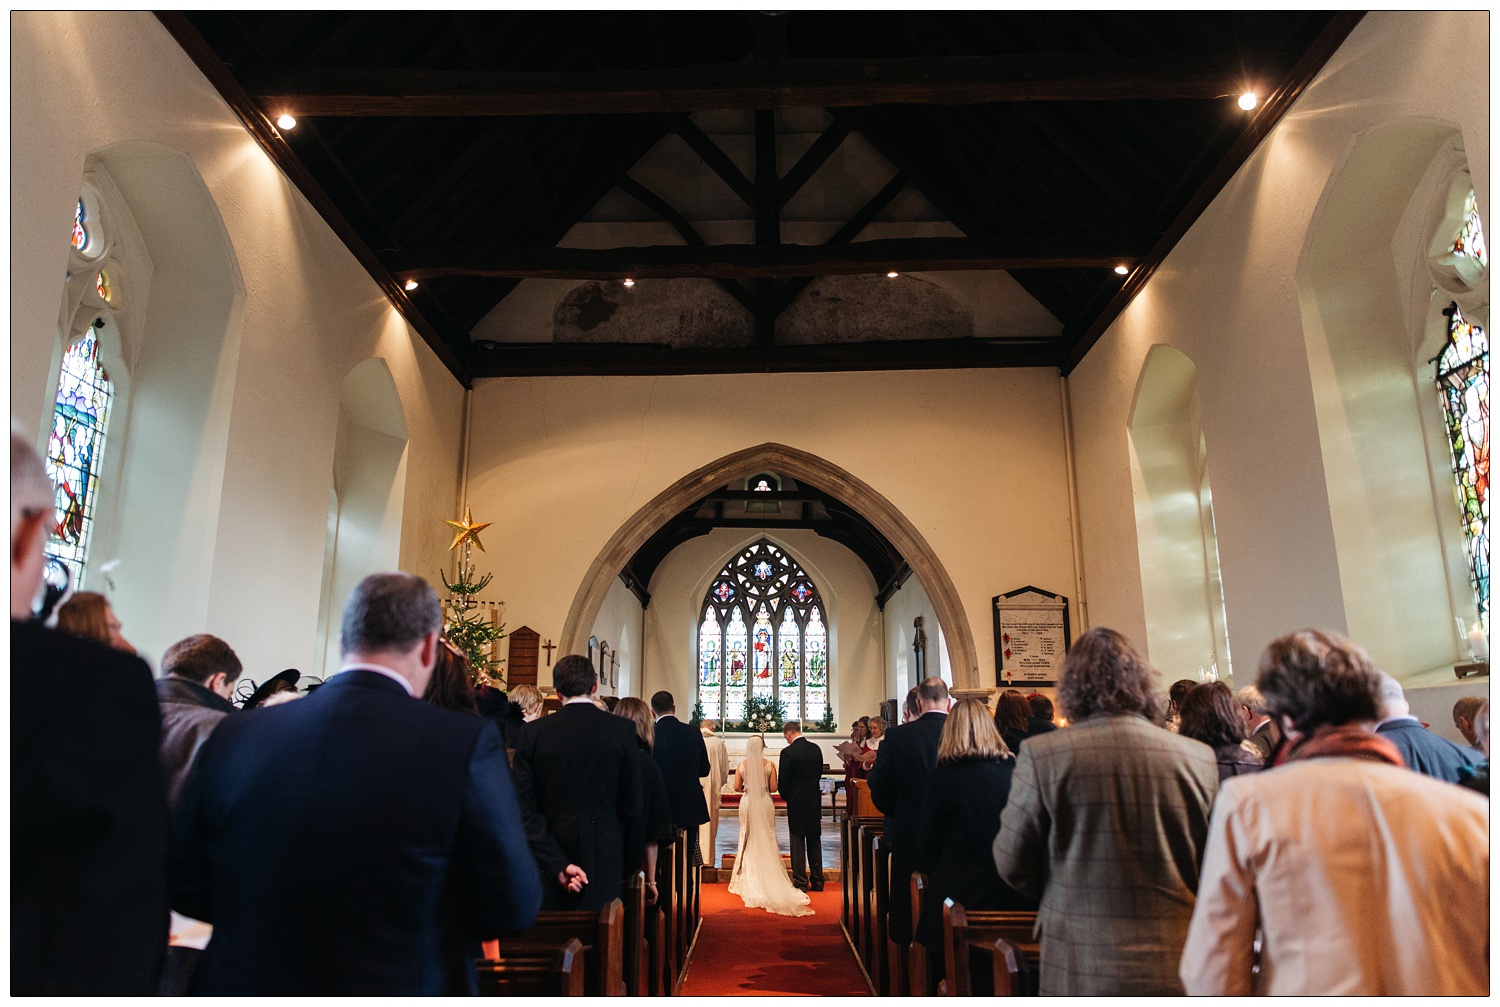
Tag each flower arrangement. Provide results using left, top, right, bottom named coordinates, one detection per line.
left=737, top=693, right=786, bottom=734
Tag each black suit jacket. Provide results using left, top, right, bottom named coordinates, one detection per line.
left=914, top=757, right=1036, bottom=949
left=11, top=620, right=170, bottom=995
left=172, top=670, right=541, bottom=995
left=514, top=702, right=643, bottom=909
left=777, top=736, right=825, bottom=836
left=652, top=715, right=710, bottom=830
left=867, top=710, right=947, bottom=855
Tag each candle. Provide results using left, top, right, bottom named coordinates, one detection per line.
left=1467, top=622, right=1489, bottom=661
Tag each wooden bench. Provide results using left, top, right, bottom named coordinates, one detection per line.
left=908, top=872, right=932, bottom=995
left=495, top=899, right=625, bottom=996
left=476, top=938, right=585, bottom=996
left=857, top=820, right=885, bottom=971
left=621, top=872, right=647, bottom=996
left=941, top=901, right=1039, bottom=996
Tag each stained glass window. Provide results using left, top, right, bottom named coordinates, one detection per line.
left=696, top=539, right=828, bottom=729
left=71, top=199, right=89, bottom=252
left=1452, top=190, right=1488, bottom=268
left=1437, top=303, right=1489, bottom=627
left=43, top=328, right=114, bottom=587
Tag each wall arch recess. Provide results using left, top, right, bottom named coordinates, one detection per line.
left=559, top=443, right=981, bottom=689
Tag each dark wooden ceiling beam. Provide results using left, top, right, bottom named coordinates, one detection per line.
left=615, top=176, right=759, bottom=316
left=468, top=336, right=1062, bottom=377
left=240, top=54, right=1268, bottom=116
left=778, top=108, right=866, bottom=208
left=1063, top=11, right=1366, bottom=371
left=775, top=171, right=908, bottom=313
left=662, top=113, right=756, bottom=207
left=390, top=234, right=1140, bottom=281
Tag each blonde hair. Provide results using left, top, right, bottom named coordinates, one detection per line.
left=510, top=684, right=543, bottom=719
left=56, top=592, right=112, bottom=645
left=615, top=696, right=655, bottom=749
left=937, top=698, right=1011, bottom=764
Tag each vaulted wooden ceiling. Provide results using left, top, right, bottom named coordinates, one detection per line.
left=162, top=11, right=1362, bottom=385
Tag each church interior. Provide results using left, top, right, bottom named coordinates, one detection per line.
left=11, top=10, right=1488, bottom=996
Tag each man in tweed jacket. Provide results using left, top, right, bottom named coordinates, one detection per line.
left=992, top=628, right=1218, bottom=995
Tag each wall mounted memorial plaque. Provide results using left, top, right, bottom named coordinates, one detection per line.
left=993, top=586, right=1071, bottom=687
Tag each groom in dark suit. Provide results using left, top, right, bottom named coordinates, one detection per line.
left=778, top=721, right=826, bottom=891
left=171, top=573, right=542, bottom=994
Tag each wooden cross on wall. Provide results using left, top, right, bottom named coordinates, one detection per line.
left=542, top=639, right=556, bottom=665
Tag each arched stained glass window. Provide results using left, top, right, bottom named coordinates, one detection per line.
left=71, top=199, right=89, bottom=252
left=1437, top=303, right=1489, bottom=627
left=697, top=539, right=828, bottom=728
left=1452, top=190, right=1488, bottom=268
left=44, top=328, right=114, bottom=586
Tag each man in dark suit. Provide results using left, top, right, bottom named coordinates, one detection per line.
left=868, top=676, right=951, bottom=944
left=1376, top=673, right=1475, bottom=783
left=650, top=690, right=710, bottom=866
left=172, top=573, right=542, bottom=995
left=778, top=721, right=826, bottom=891
left=514, top=655, right=643, bottom=909
left=1235, top=683, right=1281, bottom=760
left=11, top=429, right=171, bottom=996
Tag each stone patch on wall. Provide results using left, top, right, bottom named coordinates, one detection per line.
left=553, top=278, right=754, bottom=347
left=778, top=274, right=974, bottom=344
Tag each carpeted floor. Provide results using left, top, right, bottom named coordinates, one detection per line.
left=678, top=883, right=870, bottom=997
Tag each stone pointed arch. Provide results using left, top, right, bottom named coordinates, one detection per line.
left=559, top=443, right=980, bottom=689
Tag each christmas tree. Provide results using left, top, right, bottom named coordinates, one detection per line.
left=440, top=507, right=506, bottom=688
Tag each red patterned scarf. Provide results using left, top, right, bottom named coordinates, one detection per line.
left=1276, top=724, right=1404, bottom=767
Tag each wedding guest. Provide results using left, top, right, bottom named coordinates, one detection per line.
left=1452, top=695, right=1486, bottom=756
left=1181, top=629, right=1488, bottom=994
left=514, top=657, right=642, bottom=910
left=1164, top=678, right=1196, bottom=732
left=651, top=690, right=711, bottom=868
left=422, top=640, right=479, bottom=714
left=1234, top=683, right=1281, bottom=760
left=994, top=690, right=1031, bottom=753
left=869, top=676, right=951, bottom=946
left=1178, top=682, right=1263, bottom=782
left=55, top=590, right=136, bottom=654
left=1457, top=701, right=1488, bottom=796
left=1026, top=693, right=1058, bottom=737
left=616, top=698, right=672, bottom=906
left=156, top=634, right=241, bottom=815
left=993, top=628, right=1217, bottom=995
left=914, top=700, right=1036, bottom=961
left=1375, top=674, right=1474, bottom=783
left=902, top=690, right=919, bottom=723
left=510, top=683, right=544, bottom=722
left=12, top=429, right=169, bottom=995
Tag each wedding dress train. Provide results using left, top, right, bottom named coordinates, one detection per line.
left=727, top=735, right=813, bottom=917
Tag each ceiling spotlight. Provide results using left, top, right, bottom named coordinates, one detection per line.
left=886, top=271, right=899, bottom=279
left=404, top=279, right=419, bottom=291
left=1237, top=93, right=1258, bottom=111
left=1114, top=264, right=1130, bottom=275
left=276, top=113, right=298, bottom=130
left=622, top=278, right=636, bottom=288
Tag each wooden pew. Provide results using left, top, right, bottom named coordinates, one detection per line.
left=499, top=899, right=625, bottom=996
left=476, top=938, right=586, bottom=996
left=969, top=937, right=1029, bottom=996
left=857, top=819, right=884, bottom=970
left=658, top=837, right=679, bottom=990
left=872, top=835, right=893, bottom=994
left=908, top=872, right=932, bottom=996
left=940, top=900, right=1039, bottom=997
left=621, top=873, right=648, bottom=996
left=673, top=828, right=690, bottom=980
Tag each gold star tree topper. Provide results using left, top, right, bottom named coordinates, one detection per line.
left=445, top=507, right=492, bottom=552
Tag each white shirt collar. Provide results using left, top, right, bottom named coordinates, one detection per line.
left=336, top=662, right=415, bottom=697
left=563, top=695, right=596, bottom=706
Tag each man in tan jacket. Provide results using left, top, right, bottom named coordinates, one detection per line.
left=1181, top=629, right=1488, bottom=995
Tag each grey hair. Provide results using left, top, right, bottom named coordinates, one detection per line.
left=340, top=573, right=442, bottom=654
left=1376, top=673, right=1405, bottom=704
left=1234, top=684, right=1269, bottom=715
left=11, top=425, right=54, bottom=535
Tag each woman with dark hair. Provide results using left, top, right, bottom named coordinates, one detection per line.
left=841, top=717, right=871, bottom=788
left=913, top=699, right=1035, bottom=965
left=422, top=641, right=479, bottom=714
left=1177, top=682, right=1263, bottom=781
left=993, top=690, right=1031, bottom=753
left=1182, top=629, right=1487, bottom=995
left=1164, top=678, right=1197, bottom=732
left=993, top=627, right=1217, bottom=996
left=615, top=697, right=672, bottom=906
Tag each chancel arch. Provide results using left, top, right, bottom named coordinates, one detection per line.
left=559, top=442, right=980, bottom=691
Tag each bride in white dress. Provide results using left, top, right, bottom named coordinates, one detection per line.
left=727, top=735, right=813, bottom=917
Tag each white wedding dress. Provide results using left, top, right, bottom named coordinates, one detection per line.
left=727, top=735, right=813, bottom=917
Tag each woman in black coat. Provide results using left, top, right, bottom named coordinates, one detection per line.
left=615, top=698, right=675, bottom=906
left=1177, top=682, right=1265, bottom=782
left=915, top=699, right=1037, bottom=955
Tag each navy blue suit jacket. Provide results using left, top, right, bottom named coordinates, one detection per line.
left=652, top=715, right=711, bottom=830
left=172, top=670, right=541, bottom=995
left=1377, top=717, right=1476, bottom=784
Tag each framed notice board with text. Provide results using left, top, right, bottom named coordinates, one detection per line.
left=993, top=586, right=1071, bottom=687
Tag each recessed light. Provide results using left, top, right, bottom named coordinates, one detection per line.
left=622, top=278, right=636, bottom=288
left=1238, top=93, right=1258, bottom=111
left=1114, top=264, right=1130, bottom=275
left=404, top=279, right=419, bottom=291
left=277, top=113, right=297, bottom=130
left=886, top=271, right=899, bottom=279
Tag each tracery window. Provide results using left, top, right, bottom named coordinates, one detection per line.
left=697, top=539, right=828, bottom=727
left=1452, top=190, right=1488, bottom=268
left=44, top=327, right=114, bottom=587
left=1437, top=303, right=1489, bottom=627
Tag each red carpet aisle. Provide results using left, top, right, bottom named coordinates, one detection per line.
left=678, top=884, right=870, bottom=997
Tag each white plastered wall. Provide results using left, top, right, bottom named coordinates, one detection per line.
left=882, top=575, right=953, bottom=698
left=1068, top=11, right=1489, bottom=682
left=588, top=577, right=644, bottom=698
left=12, top=12, right=465, bottom=675
left=465, top=368, right=1077, bottom=694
